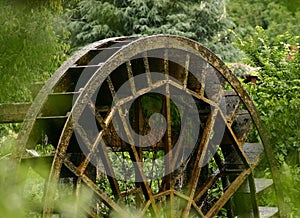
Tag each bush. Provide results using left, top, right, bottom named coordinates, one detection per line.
left=234, top=26, right=300, bottom=216
left=235, top=26, right=300, bottom=165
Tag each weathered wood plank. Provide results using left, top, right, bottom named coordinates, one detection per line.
left=259, top=206, right=278, bottom=218
left=0, top=103, right=31, bottom=123
left=0, top=82, right=44, bottom=123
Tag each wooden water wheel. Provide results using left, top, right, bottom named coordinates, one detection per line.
left=18, top=35, right=284, bottom=217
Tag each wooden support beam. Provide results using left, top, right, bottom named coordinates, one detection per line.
left=0, top=103, right=31, bottom=123
left=0, top=82, right=44, bottom=123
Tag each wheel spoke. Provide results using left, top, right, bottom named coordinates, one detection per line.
left=106, top=75, right=117, bottom=99
left=193, top=170, right=221, bottom=202
left=218, top=109, right=252, bottom=168
left=205, top=169, right=251, bottom=217
left=170, top=108, right=187, bottom=172
left=163, top=48, right=175, bottom=217
left=183, top=53, right=190, bottom=89
left=107, top=72, right=158, bottom=212
left=116, top=106, right=159, bottom=214
left=248, top=174, right=260, bottom=218
left=134, top=98, right=145, bottom=208
left=192, top=201, right=205, bottom=217
left=224, top=90, right=242, bottom=126
left=143, top=53, right=152, bottom=86
left=200, top=63, right=209, bottom=96
left=87, top=100, right=105, bottom=129
left=74, top=108, right=121, bottom=200
left=182, top=107, right=219, bottom=218
left=43, top=118, right=74, bottom=218
left=126, top=60, right=137, bottom=96
left=63, top=158, right=127, bottom=216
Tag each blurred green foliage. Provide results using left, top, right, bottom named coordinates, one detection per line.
left=0, top=160, right=25, bottom=218
left=0, top=0, right=70, bottom=103
left=228, top=0, right=300, bottom=40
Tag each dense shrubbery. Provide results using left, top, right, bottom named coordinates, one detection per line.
left=235, top=27, right=300, bottom=165
left=235, top=27, right=300, bottom=216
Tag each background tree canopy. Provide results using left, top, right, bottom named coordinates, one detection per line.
left=228, top=0, right=300, bottom=39
left=67, top=0, right=239, bottom=61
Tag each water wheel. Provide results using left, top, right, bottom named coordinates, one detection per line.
left=18, top=35, right=284, bottom=217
